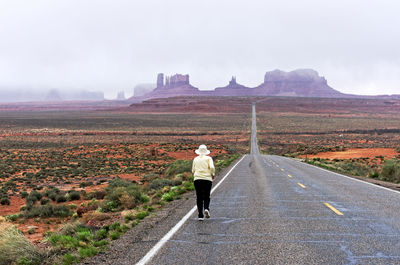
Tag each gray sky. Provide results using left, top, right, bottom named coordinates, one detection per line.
left=0, top=0, right=399, bottom=99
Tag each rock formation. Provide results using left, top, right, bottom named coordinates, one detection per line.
left=133, top=73, right=200, bottom=100
left=214, top=76, right=251, bottom=96
left=254, top=69, right=344, bottom=97
left=128, top=69, right=350, bottom=102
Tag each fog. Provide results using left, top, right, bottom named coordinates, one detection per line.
left=0, top=0, right=399, bottom=100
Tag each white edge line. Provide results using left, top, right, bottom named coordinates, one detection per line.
left=273, top=155, right=400, bottom=195
left=136, top=154, right=247, bottom=265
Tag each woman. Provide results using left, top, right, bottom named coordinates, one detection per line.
left=192, top=144, right=215, bottom=221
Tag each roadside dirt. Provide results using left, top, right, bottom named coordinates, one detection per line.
left=301, top=148, right=399, bottom=160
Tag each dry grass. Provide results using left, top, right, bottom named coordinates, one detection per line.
left=81, top=211, right=111, bottom=223
left=0, top=222, right=40, bottom=264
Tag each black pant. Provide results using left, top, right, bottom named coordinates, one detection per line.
left=194, top=179, right=212, bottom=218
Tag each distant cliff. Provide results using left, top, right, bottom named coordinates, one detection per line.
left=254, top=69, right=344, bottom=97
left=132, top=73, right=201, bottom=101
left=127, top=69, right=372, bottom=102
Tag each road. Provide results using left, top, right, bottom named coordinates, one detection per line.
left=137, top=103, right=400, bottom=265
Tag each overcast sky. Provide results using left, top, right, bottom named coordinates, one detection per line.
left=0, top=0, right=399, bottom=99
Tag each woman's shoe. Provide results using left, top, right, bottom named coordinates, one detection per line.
left=204, top=209, right=210, bottom=219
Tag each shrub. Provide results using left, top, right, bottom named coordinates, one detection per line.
left=76, top=229, right=93, bottom=242
left=47, top=192, right=57, bottom=201
left=24, top=205, right=72, bottom=218
left=369, top=170, right=379, bottom=179
left=25, top=195, right=38, bottom=207
left=93, top=239, right=108, bottom=247
left=57, top=221, right=82, bottom=236
left=81, top=211, right=110, bottom=223
left=136, top=211, right=149, bottom=220
left=110, top=231, right=121, bottom=240
left=56, top=195, right=67, bottom=203
left=148, top=179, right=172, bottom=190
left=68, top=191, right=81, bottom=201
left=109, top=222, right=121, bottom=231
left=79, top=246, right=98, bottom=258
left=140, top=194, right=150, bottom=203
left=85, top=190, right=106, bottom=200
left=106, top=178, right=130, bottom=190
left=0, top=222, right=41, bottom=264
left=29, top=190, right=42, bottom=201
left=0, top=197, right=10, bottom=205
left=95, top=229, right=108, bottom=240
left=161, top=192, right=175, bottom=202
left=124, top=213, right=135, bottom=223
left=102, top=182, right=147, bottom=211
left=183, top=181, right=195, bottom=191
left=79, top=182, right=94, bottom=188
left=121, top=224, right=130, bottom=233
left=48, top=234, right=79, bottom=249
left=40, top=198, right=50, bottom=205
left=20, top=191, right=29, bottom=198
left=61, top=253, right=79, bottom=265
left=165, top=160, right=192, bottom=177
left=381, top=159, right=400, bottom=183
left=5, top=213, right=21, bottom=222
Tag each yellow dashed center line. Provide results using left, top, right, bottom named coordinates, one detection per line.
left=287, top=174, right=293, bottom=178
left=324, top=203, right=343, bottom=216
left=297, top=182, right=306, bottom=189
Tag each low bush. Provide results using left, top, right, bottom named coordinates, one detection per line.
left=148, top=178, right=172, bottom=190
left=381, top=159, right=400, bottom=183
left=136, top=211, right=149, bottom=220
left=93, top=239, right=108, bottom=247
left=81, top=211, right=110, bottom=223
left=85, top=190, right=107, bottom=200
left=79, top=246, right=98, bottom=258
left=0, top=197, right=10, bottom=205
left=102, top=181, right=147, bottom=212
left=183, top=181, right=195, bottom=191
left=40, top=198, right=50, bottom=205
left=68, top=191, right=81, bottom=201
left=76, top=228, right=93, bottom=242
left=57, top=221, right=82, bottom=236
left=95, top=229, right=108, bottom=240
left=161, top=192, right=175, bottom=202
left=110, top=231, right=121, bottom=240
left=29, top=190, right=42, bottom=201
left=24, top=205, right=73, bottom=218
left=62, top=253, right=79, bottom=265
left=369, top=170, right=379, bottom=179
left=79, top=182, right=94, bottom=188
left=56, top=195, right=67, bottom=203
left=5, top=213, right=21, bottom=222
left=48, top=234, right=79, bottom=249
left=165, top=160, right=192, bottom=178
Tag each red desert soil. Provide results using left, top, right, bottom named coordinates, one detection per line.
left=0, top=195, right=25, bottom=216
left=302, top=148, right=399, bottom=160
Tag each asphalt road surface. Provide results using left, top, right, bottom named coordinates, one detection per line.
left=137, top=103, right=400, bottom=265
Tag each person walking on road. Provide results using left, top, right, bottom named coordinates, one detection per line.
left=192, top=144, right=215, bottom=221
